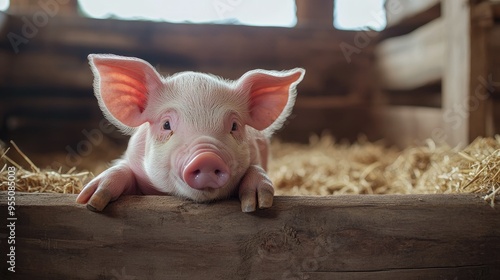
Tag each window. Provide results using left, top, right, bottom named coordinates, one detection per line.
left=0, top=0, right=9, bottom=12
left=78, top=0, right=297, bottom=27
left=334, top=0, right=386, bottom=31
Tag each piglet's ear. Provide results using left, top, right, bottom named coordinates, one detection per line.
left=237, top=68, right=305, bottom=134
left=88, top=54, right=163, bottom=131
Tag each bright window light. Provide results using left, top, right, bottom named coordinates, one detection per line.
left=78, top=0, right=297, bottom=27
left=334, top=0, right=386, bottom=31
left=0, top=0, right=9, bottom=12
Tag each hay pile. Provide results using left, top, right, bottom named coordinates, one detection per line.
left=0, top=141, right=91, bottom=194
left=1, top=136, right=499, bottom=205
left=269, top=135, right=500, bottom=206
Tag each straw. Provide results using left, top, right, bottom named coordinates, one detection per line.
left=1, top=135, right=499, bottom=206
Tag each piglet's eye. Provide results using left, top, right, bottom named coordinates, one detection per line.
left=231, top=122, right=238, bottom=132
left=163, top=121, right=171, bottom=130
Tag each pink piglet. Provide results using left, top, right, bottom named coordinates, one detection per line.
left=76, top=54, right=305, bottom=212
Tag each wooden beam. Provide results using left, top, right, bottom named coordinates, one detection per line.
left=1, top=193, right=499, bottom=279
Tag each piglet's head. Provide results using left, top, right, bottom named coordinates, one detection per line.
left=88, top=54, right=304, bottom=201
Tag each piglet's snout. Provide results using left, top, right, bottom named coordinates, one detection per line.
left=182, top=152, right=230, bottom=190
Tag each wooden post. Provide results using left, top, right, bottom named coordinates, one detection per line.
left=295, top=0, right=334, bottom=28
left=469, top=1, right=495, bottom=139
left=443, top=0, right=493, bottom=147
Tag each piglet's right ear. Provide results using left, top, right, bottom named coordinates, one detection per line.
left=88, top=54, right=163, bottom=130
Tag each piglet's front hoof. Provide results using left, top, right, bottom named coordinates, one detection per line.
left=76, top=164, right=136, bottom=212
left=239, top=184, right=274, bottom=213
left=239, top=165, right=275, bottom=213
left=86, top=188, right=113, bottom=212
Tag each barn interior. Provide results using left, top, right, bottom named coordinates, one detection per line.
left=1, top=2, right=500, bottom=279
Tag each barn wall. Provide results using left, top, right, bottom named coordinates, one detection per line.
left=0, top=1, right=379, bottom=169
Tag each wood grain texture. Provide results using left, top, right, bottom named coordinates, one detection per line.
left=0, top=193, right=499, bottom=280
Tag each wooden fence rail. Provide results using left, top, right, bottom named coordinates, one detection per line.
left=1, top=193, right=499, bottom=279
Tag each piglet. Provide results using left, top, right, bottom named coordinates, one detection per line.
left=76, top=54, right=304, bottom=212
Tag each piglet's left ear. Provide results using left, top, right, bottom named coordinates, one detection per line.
left=237, top=68, right=305, bottom=134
